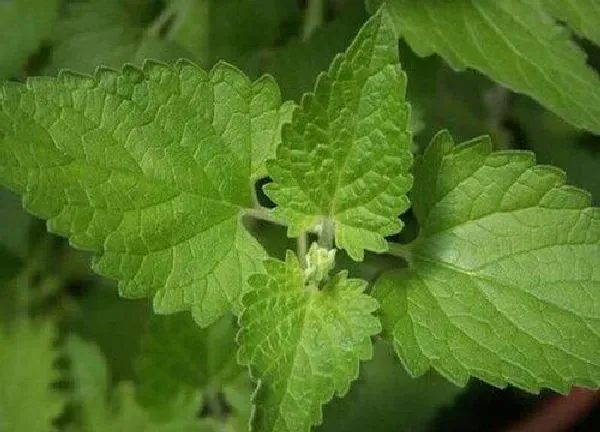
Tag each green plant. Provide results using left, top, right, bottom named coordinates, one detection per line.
left=0, top=1, right=599, bottom=431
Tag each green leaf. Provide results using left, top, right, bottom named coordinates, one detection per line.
left=372, top=0, right=600, bottom=135
left=373, top=130, right=600, bottom=393
left=135, top=312, right=248, bottom=411
left=0, top=0, right=58, bottom=79
left=66, top=335, right=200, bottom=431
left=266, top=7, right=413, bottom=261
left=543, top=0, right=600, bottom=46
left=45, top=0, right=192, bottom=75
left=0, top=319, right=64, bottom=432
left=0, top=60, right=291, bottom=326
left=238, top=251, right=381, bottom=431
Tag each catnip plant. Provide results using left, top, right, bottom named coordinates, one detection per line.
left=0, top=1, right=599, bottom=431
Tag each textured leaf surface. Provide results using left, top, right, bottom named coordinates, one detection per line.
left=45, top=0, right=191, bottom=75
left=67, top=335, right=200, bottom=431
left=372, top=0, right=600, bottom=135
left=0, top=0, right=58, bottom=79
left=136, top=313, right=248, bottom=411
left=238, top=251, right=381, bottom=431
left=266, top=8, right=413, bottom=261
left=373, top=131, right=600, bottom=392
left=544, top=0, right=600, bottom=46
left=0, top=320, right=64, bottom=432
left=0, top=61, right=291, bottom=325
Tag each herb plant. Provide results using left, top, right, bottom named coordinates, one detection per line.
left=0, top=1, right=599, bottom=431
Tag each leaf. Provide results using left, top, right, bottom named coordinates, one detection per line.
left=238, top=251, right=381, bottom=431
left=167, top=0, right=300, bottom=68
left=373, top=130, right=600, bottom=393
left=371, top=0, right=600, bottom=135
left=0, top=60, right=291, bottom=326
left=44, top=0, right=192, bottom=75
left=266, top=7, right=413, bottom=261
left=135, top=312, right=248, bottom=411
left=0, top=319, right=64, bottom=432
left=0, top=0, right=58, bottom=79
left=543, top=0, right=600, bottom=46
left=66, top=335, right=200, bottom=431
left=317, top=340, right=462, bottom=432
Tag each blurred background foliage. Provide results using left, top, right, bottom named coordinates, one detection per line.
left=0, top=0, right=599, bottom=430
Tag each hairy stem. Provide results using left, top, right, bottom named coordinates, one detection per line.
left=318, top=218, right=335, bottom=250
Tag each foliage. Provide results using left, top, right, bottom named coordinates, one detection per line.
left=0, top=1, right=599, bottom=432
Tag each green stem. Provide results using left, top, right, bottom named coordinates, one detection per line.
left=243, top=207, right=285, bottom=227
left=387, top=241, right=413, bottom=263
left=297, top=232, right=308, bottom=267
left=302, top=0, right=324, bottom=41
left=318, top=218, right=335, bottom=250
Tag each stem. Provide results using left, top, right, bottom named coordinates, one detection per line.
left=302, top=0, right=324, bottom=41
left=297, top=232, right=308, bottom=267
left=318, top=218, right=335, bottom=250
left=387, top=242, right=413, bottom=263
left=243, top=207, right=285, bottom=227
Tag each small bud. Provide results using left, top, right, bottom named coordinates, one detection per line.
left=304, top=242, right=336, bottom=285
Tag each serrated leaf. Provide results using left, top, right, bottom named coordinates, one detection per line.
left=135, top=312, right=247, bottom=410
left=0, top=0, right=58, bottom=79
left=373, top=130, right=600, bottom=393
left=0, top=60, right=291, bottom=326
left=66, top=335, right=200, bottom=431
left=45, top=0, right=192, bottom=75
left=371, top=0, right=600, bottom=135
left=265, top=7, right=413, bottom=261
left=0, top=319, right=64, bottom=432
left=238, top=251, right=381, bottom=431
left=543, top=0, right=600, bottom=46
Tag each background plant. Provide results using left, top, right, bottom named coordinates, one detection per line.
left=0, top=1, right=599, bottom=431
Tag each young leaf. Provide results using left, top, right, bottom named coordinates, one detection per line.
left=266, top=7, right=413, bottom=261
left=66, top=335, right=200, bottom=431
left=373, top=131, right=600, bottom=393
left=0, top=0, right=58, bottom=79
left=135, top=312, right=248, bottom=411
left=543, top=0, right=600, bottom=46
left=238, top=251, right=381, bottom=431
left=0, top=61, right=291, bottom=326
left=45, top=0, right=192, bottom=75
left=370, top=0, right=600, bottom=135
left=0, top=320, right=64, bottom=432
